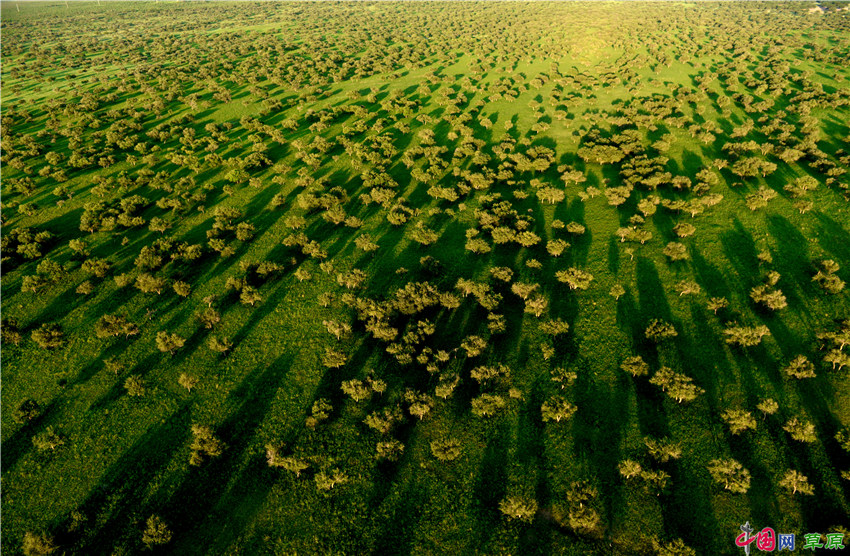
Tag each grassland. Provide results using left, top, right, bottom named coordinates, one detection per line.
left=2, top=2, right=850, bottom=554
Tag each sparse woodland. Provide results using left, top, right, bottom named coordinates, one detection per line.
left=2, top=1, right=850, bottom=554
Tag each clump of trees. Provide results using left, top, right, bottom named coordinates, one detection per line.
left=723, top=324, right=770, bottom=347
left=142, top=515, right=172, bottom=548
left=707, top=459, right=751, bottom=493
left=645, top=319, right=677, bottom=342
left=499, top=495, right=538, bottom=523
left=189, top=425, right=225, bottom=466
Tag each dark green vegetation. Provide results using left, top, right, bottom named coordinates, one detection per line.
left=3, top=1, right=850, bottom=554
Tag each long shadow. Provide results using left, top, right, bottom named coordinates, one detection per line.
left=813, top=212, right=850, bottom=271
left=691, top=247, right=733, bottom=300
left=88, top=352, right=162, bottom=412
left=471, top=421, right=510, bottom=547
left=370, top=475, right=428, bottom=556
left=516, top=375, right=553, bottom=556
left=158, top=353, right=295, bottom=554
left=720, top=218, right=759, bottom=289
left=70, top=404, right=193, bottom=554
left=765, top=214, right=816, bottom=300
left=660, top=460, right=722, bottom=553
left=635, top=256, right=673, bottom=322
left=607, top=235, right=620, bottom=276
left=0, top=397, right=62, bottom=473
left=572, top=360, right=629, bottom=530
left=727, top=433, right=781, bottom=531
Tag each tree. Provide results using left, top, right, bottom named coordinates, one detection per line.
left=499, top=496, right=538, bottom=523
left=541, top=396, right=577, bottom=422
left=363, top=406, right=402, bottom=435
left=14, top=399, right=41, bottom=424
left=208, top=336, right=233, bottom=355
left=645, top=319, right=677, bottom=342
left=156, top=331, right=185, bottom=355
left=178, top=373, right=198, bottom=392
left=307, top=399, right=334, bottom=429
left=779, top=470, right=814, bottom=495
left=540, top=319, right=570, bottom=336
left=731, top=157, right=777, bottom=179
left=512, top=282, right=539, bottom=300
left=707, top=459, right=751, bottom=494
left=355, top=234, right=380, bottom=253
left=465, top=237, right=491, bottom=254
left=31, top=324, right=64, bottom=349
left=641, top=469, right=671, bottom=496
left=124, top=375, right=146, bottom=397
left=757, top=398, right=779, bottom=418
left=721, top=409, right=756, bottom=435
left=783, top=417, right=817, bottom=443
left=461, top=335, right=487, bottom=357
left=813, top=260, right=845, bottom=294
left=723, top=324, right=770, bottom=347
left=666, top=374, right=704, bottom=403
left=644, top=437, right=682, bottom=462
left=315, top=468, right=349, bottom=491
left=621, top=355, right=649, bottom=377
left=488, top=313, right=507, bottom=334
left=546, top=239, right=569, bottom=257
left=431, top=437, right=462, bottom=461
left=240, top=286, right=262, bottom=306
left=673, top=223, right=696, bottom=238
left=536, top=186, right=565, bottom=205
left=173, top=281, right=191, bottom=297
left=196, top=307, right=221, bottom=329
left=32, top=426, right=64, bottom=452
left=341, top=379, right=372, bottom=402
left=649, top=368, right=703, bottom=404
left=410, top=224, right=439, bottom=246
left=266, top=445, right=311, bottom=476
left=95, top=314, right=139, bottom=339
left=561, top=480, right=601, bottom=534
left=76, top=281, right=94, bottom=296
left=142, top=515, right=172, bottom=548
left=565, top=505, right=602, bottom=535
left=376, top=440, right=405, bottom=462
left=22, top=531, right=57, bottom=556
left=707, top=297, right=728, bottom=314
left=750, top=284, right=787, bottom=311
left=618, top=459, right=642, bottom=480
left=471, top=394, right=506, bottom=417
left=556, top=268, right=594, bottom=290
left=322, top=348, right=348, bottom=369
left=609, top=284, right=625, bottom=301
left=663, top=242, right=688, bottom=262
left=470, top=364, right=509, bottom=385
left=653, top=538, right=697, bottom=556
left=675, top=280, right=701, bottom=296
left=323, top=320, right=352, bottom=340
left=2, top=318, right=23, bottom=346
left=566, top=222, right=586, bottom=235
left=149, top=217, right=170, bottom=235
left=783, top=355, right=816, bottom=379
left=136, top=273, right=167, bottom=295
left=189, top=424, right=225, bottom=466
left=836, top=429, right=850, bottom=453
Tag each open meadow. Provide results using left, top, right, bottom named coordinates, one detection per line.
left=2, top=1, right=850, bottom=554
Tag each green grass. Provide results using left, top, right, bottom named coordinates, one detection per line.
left=2, top=1, right=850, bottom=554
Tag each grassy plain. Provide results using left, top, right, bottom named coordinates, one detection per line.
left=2, top=1, right=850, bottom=554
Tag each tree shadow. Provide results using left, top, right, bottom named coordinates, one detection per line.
left=69, top=403, right=193, bottom=554
left=156, top=353, right=295, bottom=554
